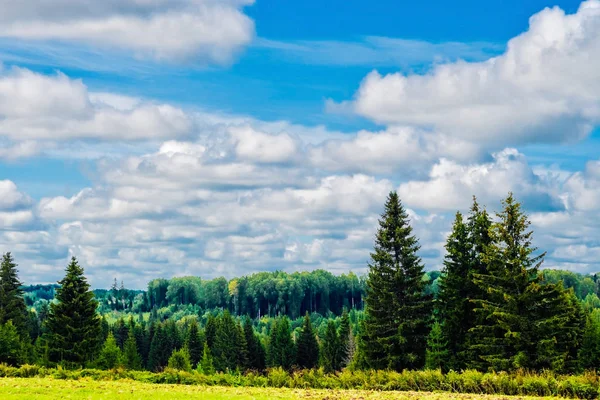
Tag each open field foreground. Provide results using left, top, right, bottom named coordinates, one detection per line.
left=0, top=378, right=568, bottom=400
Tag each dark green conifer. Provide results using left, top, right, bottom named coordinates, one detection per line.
left=363, top=192, right=432, bottom=371
left=123, top=329, right=142, bottom=370
left=425, top=321, right=448, bottom=370
left=243, top=316, right=265, bottom=371
left=97, top=332, right=122, bottom=369
left=45, top=257, right=101, bottom=366
left=186, top=319, right=204, bottom=368
left=296, top=312, right=319, bottom=369
left=321, top=320, right=340, bottom=373
left=0, top=253, right=28, bottom=338
left=338, top=309, right=351, bottom=368
left=148, top=324, right=170, bottom=371
left=579, top=311, right=600, bottom=371
left=268, top=316, right=295, bottom=370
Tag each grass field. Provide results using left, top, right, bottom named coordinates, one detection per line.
left=0, top=377, right=565, bottom=399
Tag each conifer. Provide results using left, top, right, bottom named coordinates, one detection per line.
left=296, top=312, right=319, bottom=369
left=0, top=253, right=28, bottom=338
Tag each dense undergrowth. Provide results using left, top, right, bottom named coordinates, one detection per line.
left=1, top=364, right=599, bottom=399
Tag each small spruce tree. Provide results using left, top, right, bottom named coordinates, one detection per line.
left=97, top=332, right=122, bottom=369
left=168, top=347, right=192, bottom=372
left=123, top=329, right=142, bottom=370
left=0, top=253, right=28, bottom=338
left=296, top=312, right=319, bottom=369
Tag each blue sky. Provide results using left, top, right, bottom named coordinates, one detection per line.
left=0, top=0, right=599, bottom=288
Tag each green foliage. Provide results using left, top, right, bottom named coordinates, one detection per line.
left=168, top=347, right=192, bottom=372
left=268, top=316, right=295, bottom=370
left=96, top=332, right=122, bottom=370
left=212, top=311, right=247, bottom=372
left=198, top=345, right=215, bottom=375
left=123, top=330, right=142, bottom=370
left=45, top=257, right=101, bottom=366
left=425, top=321, right=448, bottom=370
left=363, top=191, right=432, bottom=371
left=320, top=320, right=339, bottom=373
left=296, top=313, right=319, bottom=370
left=579, top=310, right=600, bottom=371
left=243, top=316, right=265, bottom=371
left=148, top=324, right=170, bottom=371
left=0, top=321, right=23, bottom=365
left=0, top=253, right=28, bottom=338
left=186, top=320, right=204, bottom=368
left=338, top=309, right=351, bottom=369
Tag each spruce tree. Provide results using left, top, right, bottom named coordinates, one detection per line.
left=579, top=311, right=600, bottom=371
left=0, top=253, right=28, bottom=338
left=123, top=329, right=142, bottom=370
left=296, top=312, right=319, bottom=369
left=97, top=332, right=122, bottom=369
left=168, top=347, right=192, bottom=372
left=321, top=320, right=340, bottom=373
left=363, top=191, right=432, bottom=371
left=425, top=321, right=448, bottom=370
left=45, top=257, right=101, bottom=366
left=437, top=211, right=475, bottom=371
left=268, top=316, right=295, bottom=370
left=148, top=324, right=169, bottom=371
left=213, top=311, right=247, bottom=371
left=186, top=319, right=204, bottom=368
left=0, top=321, right=22, bottom=366
left=243, top=316, right=265, bottom=371
left=338, top=309, right=351, bottom=369
left=198, top=345, right=215, bottom=374
left=205, top=313, right=217, bottom=350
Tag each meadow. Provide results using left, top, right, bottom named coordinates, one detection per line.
left=0, top=377, right=566, bottom=400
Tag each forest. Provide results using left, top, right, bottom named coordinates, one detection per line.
left=2, top=192, right=600, bottom=387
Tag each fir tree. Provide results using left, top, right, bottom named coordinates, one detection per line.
left=579, top=311, right=600, bottom=371
left=338, top=309, right=351, bottom=369
left=205, top=313, right=217, bottom=350
left=123, top=329, right=142, bottom=370
left=198, top=345, right=215, bottom=375
left=97, top=332, right=122, bottom=369
left=268, top=316, right=295, bottom=370
left=213, top=311, right=247, bottom=372
left=296, top=312, right=319, bottom=369
left=45, top=257, right=101, bottom=366
left=425, top=321, right=448, bottom=370
left=437, top=211, right=475, bottom=371
left=243, top=316, right=265, bottom=371
left=0, top=321, right=22, bottom=366
left=148, top=324, right=170, bottom=371
left=168, top=347, right=192, bottom=372
left=186, top=319, right=204, bottom=368
left=0, top=253, right=28, bottom=338
left=321, top=320, right=340, bottom=373
left=363, top=192, right=432, bottom=371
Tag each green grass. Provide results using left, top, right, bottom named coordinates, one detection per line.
left=0, top=377, right=564, bottom=399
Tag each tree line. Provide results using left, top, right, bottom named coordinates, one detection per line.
left=2, top=191, right=600, bottom=375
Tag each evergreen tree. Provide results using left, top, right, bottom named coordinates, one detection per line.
left=186, top=319, right=204, bottom=368
left=198, top=345, right=215, bottom=375
left=296, top=312, right=319, bottom=369
left=113, top=317, right=129, bottom=349
left=268, top=316, right=295, bottom=370
left=579, top=311, right=600, bottom=371
left=243, top=316, right=265, bottom=371
left=425, top=321, right=448, bottom=370
left=45, top=257, right=101, bottom=366
left=437, top=211, right=475, bottom=371
left=97, top=332, right=122, bottom=369
left=148, top=324, right=170, bottom=371
left=0, top=253, right=28, bottom=338
left=213, top=311, right=247, bottom=372
left=469, top=193, right=582, bottom=372
left=123, top=329, right=142, bottom=370
left=338, top=309, right=351, bottom=369
left=205, top=313, right=217, bottom=349
left=321, top=320, right=340, bottom=373
left=168, top=347, right=192, bottom=372
left=363, top=192, right=432, bottom=371
left=0, top=321, right=22, bottom=366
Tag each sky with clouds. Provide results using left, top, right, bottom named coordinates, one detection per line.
left=1, top=0, right=599, bottom=288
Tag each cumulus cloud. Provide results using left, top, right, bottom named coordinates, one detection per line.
left=0, top=0, right=255, bottom=63
left=397, top=148, right=564, bottom=212
left=0, top=67, right=192, bottom=145
left=344, top=0, right=600, bottom=146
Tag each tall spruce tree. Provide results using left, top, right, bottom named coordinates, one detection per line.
left=579, top=310, right=600, bottom=371
left=470, top=193, right=582, bottom=371
left=321, top=320, right=340, bottom=372
left=0, top=253, right=28, bottom=338
left=212, top=311, right=247, bottom=372
left=296, top=312, right=319, bottom=369
left=338, top=309, right=351, bottom=369
left=268, top=316, right=295, bottom=370
left=186, top=320, right=204, bottom=368
left=148, top=324, right=170, bottom=371
left=436, top=211, right=475, bottom=371
left=243, top=316, right=265, bottom=371
left=425, top=321, right=448, bottom=370
left=363, top=191, right=432, bottom=371
left=123, top=329, right=142, bottom=370
left=45, top=257, right=101, bottom=366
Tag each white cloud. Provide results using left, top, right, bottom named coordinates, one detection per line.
left=0, top=0, right=255, bottom=63
left=346, top=0, right=600, bottom=146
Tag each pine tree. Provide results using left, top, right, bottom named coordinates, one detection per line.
left=123, top=329, right=142, bottom=370
left=338, top=309, right=351, bottom=369
left=186, top=319, right=204, bottom=368
left=363, top=192, right=432, bottom=371
left=97, top=332, right=122, bottom=369
left=321, top=320, right=340, bottom=373
left=437, top=211, right=475, bottom=371
left=425, top=321, right=448, bottom=370
left=0, top=253, right=28, bottom=338
left=45, top=257, right=101, bottom=366
left=168, top=347, right=192, bottom=372
left=296, top=312, right=319, bottom=369
left=212, top=311, right=247, bottom=372
left=205, top=313, right=217, bottom=350
left=268, top=316, right=295, bottom=370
